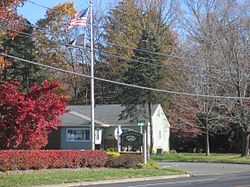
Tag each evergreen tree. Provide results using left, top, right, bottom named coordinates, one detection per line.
left=118, top=1, right=178, bottom=154
left=1, top=23, right=45, bottom=90
left=120, top=26, right=169, bottom=154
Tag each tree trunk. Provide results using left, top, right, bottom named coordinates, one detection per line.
left=205, top=118, right=210, bottom=156
left=148, top=102, right=153, bottom=155
left=241, top=131, right=250, bottom=157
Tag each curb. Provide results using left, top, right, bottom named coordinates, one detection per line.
left=36, top=174, right=192, bottom=187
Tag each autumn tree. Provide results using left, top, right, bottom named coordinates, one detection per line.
left=0, top=0, right=25, bottom=37
left=0, top=0, right=27, bottom=73
left=95, top=0, right=143, bottom=104
left=34, top=2, right=88, bottom=104
left=0, top=80, right=68, bottom=149
left=99, top=0, right=181, bottom=104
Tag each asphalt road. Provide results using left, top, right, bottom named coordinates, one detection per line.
left=79, top=172, right=250, bottom=187
left=77, top=162, right=250, bottom=187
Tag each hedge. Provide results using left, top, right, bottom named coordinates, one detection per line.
left=0, top=150, right=108, bottom=171
left=107, top=153, right=143, bottom=168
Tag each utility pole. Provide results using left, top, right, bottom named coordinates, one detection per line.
left=90, top=0, right=95, bottom=150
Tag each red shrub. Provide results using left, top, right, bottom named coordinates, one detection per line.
left=0, top=150, right=108, bottom=171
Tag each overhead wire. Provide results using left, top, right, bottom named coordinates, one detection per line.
left=0, top=28, right=224, bottom=81
left=26, top=0, right=52, bottom=10
left=25, top=0, right=250, bottom=72
left=1, top=53, right=250, bottom=100
left=1, top=25, right=249, bottom=80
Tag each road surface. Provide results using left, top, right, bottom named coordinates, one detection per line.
left=78, top=162, right=250, bottom=187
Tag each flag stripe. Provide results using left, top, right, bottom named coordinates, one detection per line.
left=68, top=8, right=89, bottom=28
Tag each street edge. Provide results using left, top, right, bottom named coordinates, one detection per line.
left=36, top=174, right=192, bottom=187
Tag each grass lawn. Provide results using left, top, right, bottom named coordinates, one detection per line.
left=0, top=168, right=186, bottom=187
left=152, top=153, right=250, bottom=164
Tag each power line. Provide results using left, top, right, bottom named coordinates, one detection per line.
left=3, top=12, right=248, bottom=74
left=0, top=26, right=222, bottom=81
left=20, top=1, right=197, bottom=60
left=88, top=48, right=250, bottom=78
left=95, top=49, right=165, bottom=68
left=101, top=42, right=250, bottom=72
left=2, top=53, right=250, bottom=100
left=25, top=0, right=250, bottom=73
left=2, top=25, right=249, bottom=79
left=1, top=25, right=169, bottom=69
left=107, top=42, right=185, bottom=59
left=26, top=0, right=52, bottom=10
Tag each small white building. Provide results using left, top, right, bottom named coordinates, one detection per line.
left=47, top=104, right=170, bottom=153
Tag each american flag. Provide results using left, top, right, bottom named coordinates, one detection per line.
left=69, top=8, right=89, bottom=28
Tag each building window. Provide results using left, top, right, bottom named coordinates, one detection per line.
left=159, top=130, right=162, bottom=139
left=66, top=128, right=90, bottom=142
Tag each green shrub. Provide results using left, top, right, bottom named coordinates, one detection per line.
left=107, top=148, right=116, bottom=152
left=107, top=154, right=143, bottom=168
left=107, top=151, right=120, bottom=158
left=170, top=150, right=177, bottom=154
left=138, top=160, right=159, bottom=169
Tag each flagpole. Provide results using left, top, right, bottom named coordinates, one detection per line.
left=90, top=0, right=95, bottom=150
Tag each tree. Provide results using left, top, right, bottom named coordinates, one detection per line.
left=218, top=1, right=250, bottom=156
left=120, top=3, right=178, bottom=152
left=181, top=0, right=250, bottom=156
left=34, top=3, right=88, bottom=104
left=1, top=23, right=45, bottom=90
left=0, top=0, right=26, bottom=38
left=103, top=0, right=180, bottom=154
left=0, top=52, right=12, bottom=75
left=96, top=0, right=143, bottom=104
left=100, top=0, right=181, bottom=104
left=0, top=80, right=68, bottom=149
left=121, top=28, right=167, bottom=154
left=0, top=0, right=26, bottom=73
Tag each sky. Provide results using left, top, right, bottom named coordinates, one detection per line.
left=17, top=0, right=101, bottom=24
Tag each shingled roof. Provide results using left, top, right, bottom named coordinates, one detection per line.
left=61, top=104, right=160, bottom=127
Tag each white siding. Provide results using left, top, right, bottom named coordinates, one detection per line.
left=151, top=105, right=170, bottom=153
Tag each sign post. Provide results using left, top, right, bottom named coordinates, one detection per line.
left=137, top=120, right=145, bottom=153
left=114, top=125, right=122, bottom=152
left=120, top=130, right=147, bottom=164
left=137, top=120, right=145, bottom=134
left=143, top=129, right=147, bottom=164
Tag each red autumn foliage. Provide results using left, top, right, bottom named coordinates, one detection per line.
left=0, top=0, right=25, bottom=38
left=168, top=96, right=203, bottom=139
left=0, top=150, right=108, bottom=171
left=0, top=51, right=12, bottom=75
left=0, top=81, right=68, bottom=149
